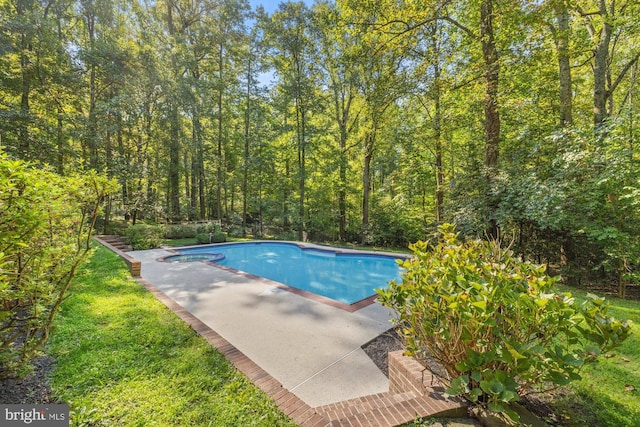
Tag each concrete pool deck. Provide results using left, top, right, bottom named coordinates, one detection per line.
left=132, top=247, right=395, bottom=407
left=97, top=237, right=467, bottom=426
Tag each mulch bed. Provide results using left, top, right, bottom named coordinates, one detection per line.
left=0, top=356, right=55, bottom=404
left=361, top=327, right=403, bottom=377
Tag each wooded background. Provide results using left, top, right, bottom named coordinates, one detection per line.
left=1, top=0, right=639, bottom=291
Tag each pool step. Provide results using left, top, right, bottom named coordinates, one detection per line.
left=98, top=235, right=133, bottom=252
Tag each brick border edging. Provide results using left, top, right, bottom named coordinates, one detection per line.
left=93, top=236, right=141, bottom=276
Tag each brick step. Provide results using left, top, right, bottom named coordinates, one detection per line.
left=309, top=351, right=468, bottom=426
left=97, top=235, right=132, bottom=252
left=317, top=391, right=464, bottom=427
left=316, top=391, right=417, bottom=416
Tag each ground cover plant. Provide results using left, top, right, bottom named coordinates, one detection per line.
left=48, top=244, right=296, bottom=426
left=379, top=224, right=632, bottom=423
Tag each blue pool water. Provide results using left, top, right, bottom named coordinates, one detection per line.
left=176, top=242, right=405, bottom=304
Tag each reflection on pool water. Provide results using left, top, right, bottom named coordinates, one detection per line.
left=177, top=242, right=405, bottom=305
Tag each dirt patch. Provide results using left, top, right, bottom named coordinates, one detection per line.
left=0, top=356, right=55, bottom=404
left=361, top=328, right=403, bottom=377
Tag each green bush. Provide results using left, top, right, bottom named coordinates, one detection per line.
left=164, top=224, right=197, bottom=239
left=0, top=152, right=117, bottom=379
left=211, top=231, right=226, bottom=243
left=367, top=195, right=426, bottom=247
left=196, top=222, right=220, bottom=234
left=195, top=231, right=226, bottom=244
left=195, top=233, right=210, bottom=244
left=377, top=224, right=631, bottom=421
left=124, top=224, right=163, bottom=250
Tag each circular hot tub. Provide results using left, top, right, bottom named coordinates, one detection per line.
left=163, top=253, right=225, bottom=263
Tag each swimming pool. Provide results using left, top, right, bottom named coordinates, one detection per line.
left=173, top=242, right=405, bottom=305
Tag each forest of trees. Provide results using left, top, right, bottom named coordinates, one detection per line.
left=1, top=0, right=639, bottom=293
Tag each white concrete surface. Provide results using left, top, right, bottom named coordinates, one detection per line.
left=131, top=248, right=397, bottom=407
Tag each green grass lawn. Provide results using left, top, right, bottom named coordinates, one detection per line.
left=48, top=244, right=296, bottom=426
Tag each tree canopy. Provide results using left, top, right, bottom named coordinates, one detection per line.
left=1, top=0, right=639, bottom=293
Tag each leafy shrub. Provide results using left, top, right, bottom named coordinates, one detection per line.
left=368, top=195, right=426, bottom=247
left=211, top=231, right=226, bottom=243
left=0, top=152, right=117, bottom=379
left=164, top=224, right=197, bottom=239
left=104, top=220, right=129, bottom=236
left=124, top=224, right=163, bottom=250
left=195, top=233, right=210, bottom=244
left=224, top=225, right=245, bottom=238
left=377, top=224, right=631, bottom=421
left=195, top=231, right=226, bottom=244
left=195, top=222, right=220, bottom=235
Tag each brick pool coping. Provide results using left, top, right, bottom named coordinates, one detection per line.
left=95, top=237, right=468, bottom=426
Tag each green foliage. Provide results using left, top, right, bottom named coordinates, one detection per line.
left=164, top=224, right=198, bottom=239
left=556, top=286, right=640, bottom=426
left=211, top=231, right=227, bottom=243
left=196, top=223, right=221, bottom=235
left=124, top=224, right=163, bottom=250
left=195, top=231, right=227, bottom=244
left=499, top=130, right=640, bottom=291
left=377, top=224, right=631, bottom=418
left=367, top=194, right=426, bottom=247
left=195, top=233, right=210, bottom=244
left=0, top=152, right=117, bottom=379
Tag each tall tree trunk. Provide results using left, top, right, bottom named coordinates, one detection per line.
left=338, top=125, right=347, bottom=241
left=55, top=9, right=65, bottom=174
left=165, top=0, right=180, bottom=222
left=481, top=0, right=501, bottom=239
left=103, top=123, right=112, bottom=233
left=296, top=98, right=306, bottom=242
left=430, top=28, right=445, bottom=223
left=16, top=0, right=33, bottom=158
left=197, top=129, right=205, bottom=220
left=555, top=0, right=573, bottom=127
left=190, top=151, right=197, bottom=221
left=216, top=44, right=224, bottom=222
left=592, top=0, right=611, bottom=132
left=84, top=6, right=98, bottom=170
left=579, top=1, right=639, bottom=136
left=434, top=91, right=444, bottom=223
left=243, top=55, right=251, bottom=234
left=19, top=34, right=30, bottom=157
left=168, top=107, right=181, bottom=221
left=283, top=159, right=290, bottom=231
left=191, top=65, right=205, bottom=220
left=335, top=87, right=353, bottom=242
left=362, top=132, right=375, bottom=242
